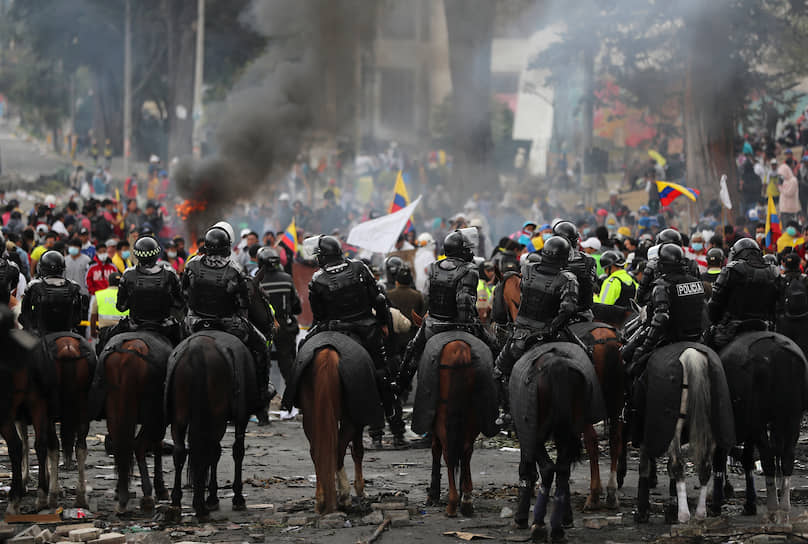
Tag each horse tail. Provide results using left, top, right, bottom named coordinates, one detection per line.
left=443, top=341, right=473, bottom=480
left=188, top=339, right=215, bottom=480
left=546, top=358, right=582, bottom=463
left=106, top=347, right=141, bottom=490
left=680, top=347, right=713, bottom=463
left=308, top=348, right=341, bottom=505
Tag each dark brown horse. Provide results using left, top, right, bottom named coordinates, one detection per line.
left=167, top=331, right=253, bottom=521
left=101, top=334, right=171, bottom=513
left=300, top=347, right=365, bottom=514
left=503, top=278, right=625, bottom=509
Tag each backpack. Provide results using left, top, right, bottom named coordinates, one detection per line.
left=784, top=275, right=808, bottom=318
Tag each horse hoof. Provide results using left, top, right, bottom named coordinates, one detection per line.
left=606, top=490, right=619, bottom=510
left=723, top=482, right=735, bottom=499
left=550, top=527, right=566, bottom=543
left=708, top=505, right=722, bottom=517
left=206, top=497, right=220, bottom=511
left=695, top=508, right=707, bottom=521
left=743, top=503, right=757, bottom=516
left=232, top=498, right=246, bottom=511
left=164, top=507, right=182, bottom=524
left=338, top=498, right=352, bottom=512
left=445, top=506, right=458, bottom=518
left=514, top=518, right=529, bottom=530
left=663, top=503, right=677, bottom=525
left=584, top=494, right=601, bottom=511
left=196, top=512, right=211, bottom=523
left=678, top=511, right=691, bottom=524
left=634, top=510, right=650, bottom=524
left=530, top=523, right=546, bottom=542
left=460, top=501, right=474, bottom=518
left=157, top=488, right=170, bottom=502
left=426, top=495, right=440, bottom=507
left=140, top=496, right=155, bottom=512
left=5, top=502, right=20, bottom=516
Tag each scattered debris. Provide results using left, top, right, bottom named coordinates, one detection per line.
left=5, top=510, right=63, bottom=524
left=499, top=506, right=513, bottom=519
left=357, top=518, right=390, bottom=544
left=442, top=531, right=495, bottom=541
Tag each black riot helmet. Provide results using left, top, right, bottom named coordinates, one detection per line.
left=599, top=250, right=625, bottom=271
left=658, top=243, right=684, bottom=274
left=763, top=253, right=778, bottom=266
left=257, top=246, right=281, bottom=270
left=204, top=226, right=231, bottom=257
left=444, top=230, right=474, bottom=262
left=133, top=235, right=161, bottom=267
left=706, top=247, right=725, bottom=268
left=396, top=263, right=413, bottom=286
left=552, top=220, right=579, bottom=247
left=728, top=237, right=763, bottom=263
left=384, top=255, right=404, bottom=280
left=540, top=236, right=571, bottom=266
left=656, top=228, right=683, bottom=247
left=314, top=235, right=343, bottom=267
left=39, top=250, right=65, bottom=278
left=782, top=251, right=801, bottom=271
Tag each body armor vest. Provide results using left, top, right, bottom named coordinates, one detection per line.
left=566, top=252, right=594, bottom=311
left=0, top=258, right=15, bottom=303
left=315, top=260, right=372, bottom=321
left=428, top=259, right=467, bottom=321
left=517, top=263, right=563, bottom=324
left=127, top=268, right=171, bottom=322
left=260, top=273, right=295, bottom=319
left=664, top=272, right=706, bottom=340
left=36, top=280, right=76, bottom=333
left=187, top=259, right=239, bottom=318
left=614, top=275, right=637, bottom=308
left=726, top=262, right=778, bottom=320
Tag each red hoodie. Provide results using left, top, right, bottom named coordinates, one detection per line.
left=85, top=259, right=117, bottom=295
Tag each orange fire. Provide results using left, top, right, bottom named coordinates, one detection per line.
left=175, top=199, right=207, bottom=221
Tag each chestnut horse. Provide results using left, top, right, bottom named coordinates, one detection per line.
left=300, top=346, right=365, bottom=514
left=101, top=334, right=171, bottom=513
left=503, top=277, right=625, bottom=509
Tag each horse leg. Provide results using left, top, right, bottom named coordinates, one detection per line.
left=606, top=418, right=621, bottom=508
left=583, top=424, right=602, bottom=511
left=443, top=446, right=459, bottom=517
left=30, top=405, right=50, bottom=511
left=780, top=428, right=798, bottom=518
left=711, top=448, right=728, bottom=517
left=153, top=437, right=169, bottom=501
left=336, top=421, right=353, bottom=511
left=759, top=433, right=779, bottom=521
left=16, top=422, right=30, bottom=488
left=634, top=449, right=652, bottom=524
left=191, top=462, right=209, bottom=522
left=47, top=423, right=61, bottom=509
left=74, top=418, right=89, bottom=509
left=459, top=443, right=474, bottom=517
left=427, top=436, right=442, bottom=506
left=694, top=450, right=712, bottom=520
left=2, top=423, right=24, bottom=514
left=667, top=438, right=690, bottom=524
left=530, top=445, right=554, bottom=539
left=60, top=420, right=76, bottom=471
left=134, top=427, right=154, bottom=512
left=349, top=427, right=365, bottom=499
left=742, top=441, right=758, bottom=516
left=170, top=423, right=187, bottom=512
left=206, top=451, right=220, bottom=511
left=231, top=422, right=246, bottom=511
left=549, top=461, right=571, bottom=543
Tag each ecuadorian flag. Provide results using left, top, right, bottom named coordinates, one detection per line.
left=765, top=194, right=780, bottom=249
left=656, top=181, right=700, bottom=207
left=279, top=218, right=298, bottom=253
left=388, top=170, right=413, bottom=233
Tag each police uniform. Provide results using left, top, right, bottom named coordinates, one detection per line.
left=92, top=283, right=128, bottom=351
left=258, top=265, right=301, bottom=382
left=597, top=268, right=638, bottom=308
left=0, top=253, right=19, bottom=305
left=637, top=253, right=701, bottom=306
left=20, top=277, right=83, bottom=335
left=566, top=250, right=597, bottom=321
left=115, top=263, right=183, bottom=345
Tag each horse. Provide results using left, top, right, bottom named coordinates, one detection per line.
left=510, top=341, right=604, bottom=542
left=97, top=332, right=172, bottom=513
left=711, top=332, right=807, bottom=521
left=503, top=277, right=626, bottom=509
left=166, top=331, right=256, bottom=521
left=633, top=342, right=734, bottom=524
left=283, top=330, right=384, bottom=515
left=407, top=325, right=498, bottom=518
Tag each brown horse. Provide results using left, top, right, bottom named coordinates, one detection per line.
left=503, top=277, right=626, bottom=510
left=300, top=347, right=365, bottom=514
left=101, top=334, right=171, bottom=513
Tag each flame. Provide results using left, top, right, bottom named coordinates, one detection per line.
left=175, top=199, right=207, bottom=221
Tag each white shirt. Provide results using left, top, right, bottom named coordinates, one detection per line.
left=414, top=247, right=435, bottom=294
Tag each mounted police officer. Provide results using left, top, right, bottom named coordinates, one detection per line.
left=552, top=221, right=596, bottom=322
left=113, top=236, right=184, bottom=345
left=255, top=246, right=301, bottom=383
left=705, top=237, right=779, bottom=351
left=182, top=224, right=273, bottom=407
left=493, top=236, right=579, bottom=406
left=305, top=235, right=404, bottom=447
left=636, top=228, right=700, bottom=306
left=20, top=250, right=83, bottom=335
left=623, top=243, right=706, bottom=445
left=394, top=229, right=498, bottom=396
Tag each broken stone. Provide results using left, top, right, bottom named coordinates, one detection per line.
left=20, top=526, right=41, bottom=538
left=9, top=535, right=34, bottom=544
left=192, top=528, right=215, bottom=538
left=88, top=533, right=125, bottom=544
left=385, top=510, right=410, bottom=527
left=286, top=515, right=315, bottom=526
left=605, top=515, right=623, bottom=526
left=68, top=528, right=100, bottom=542
left=36, top=529, right=53, bottom=544
left=361, top=511, right=384, bottom=525
left=500, top=506, right=513, bottom=519
left=582, top=517, right=609, bottom=530
left=670, top=525, right=703, bottom=537
left=0, top=524, right=16, bottom=540
left=317, top=516, right=346, bottom=529
left=371, top=502, right=407, bottom=511
left=55, top=526, right=93, bottom=538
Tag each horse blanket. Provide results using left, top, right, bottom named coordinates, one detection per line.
left=510, top=341, right=605, bottom=463
left=642, top=341, right=735, bottom=459
left=411, top=331, right=499, bottom=438
left=90, top=331, right=172, bottom=421
left=282, top=331, right=384, bottom=429
left=165, top=330, right=258, bottom=424
left=33, top=332, right=96, bottom=419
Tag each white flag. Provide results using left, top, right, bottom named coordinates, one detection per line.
left=347, top=196, right=422, bottom=253
left=719, top=174, right=732, bottom=210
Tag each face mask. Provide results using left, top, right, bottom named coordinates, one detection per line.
left=167, top=251, right=177, bottom=259
left=121, top=250, right=131, bottom=260
left=691, top=243, right=703, bottom=252
left=542, top=233, right=552, bottom=241
left=68, top=247, right=79, bottom=256
left=756, top=233, right=765, bottom=240
left=97, top=254, right=108, bottom=262
left=787, top=227, right=798, bottom=237
left=582, top=228, right=592, bottom=237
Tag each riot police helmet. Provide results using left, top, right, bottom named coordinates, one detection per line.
left=782, top=251, right=801, bottom=271
left=658, top=243, right=684, bottom=273
left=599, top=250, right=625, bottom=271
left=763, top=253, right=779, bottom=266
left=552, top=220, right=579, bottom=246
left=39, top=250, right=65, bottom=278
left=133, top=235, right=161, bottom=267
left=396, top=263, right=413, bottom=285
left=257, top=246, right=281, bottom=269
left=204, top=227, right=231, bottom=256
left=656, top=228, right=683, bottom=246
left=444, top=230, right=474, bottom=261
left=706, top=247, right=725, bottom=268
left=384, top=256, right=404, bottom=280
left=314, top=235, right=343, bottom=267
left=728, top=237, right=762, bottom=263
left=540, top=236, right=571, bottom=266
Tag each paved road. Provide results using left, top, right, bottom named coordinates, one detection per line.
left=0, top=124, right=71, bottom=181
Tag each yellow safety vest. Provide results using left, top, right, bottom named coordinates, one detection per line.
left=95, top=286, right=129, bottom=322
